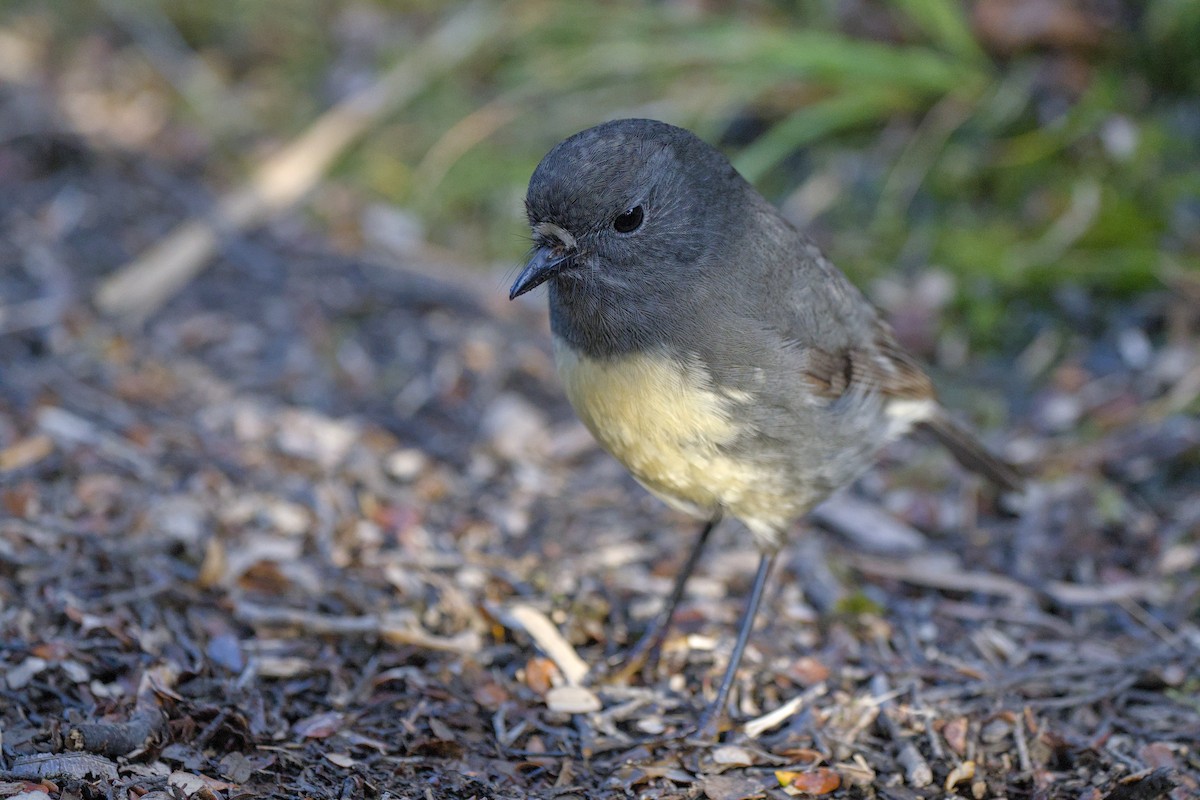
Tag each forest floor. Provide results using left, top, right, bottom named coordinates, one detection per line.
left=2, top=100, right=1199, bottom=799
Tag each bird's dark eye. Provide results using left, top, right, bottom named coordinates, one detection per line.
left=613, top=205, right=644, bottom=234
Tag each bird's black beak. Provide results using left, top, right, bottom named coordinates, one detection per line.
left=509, top=246, right=573, bottom=300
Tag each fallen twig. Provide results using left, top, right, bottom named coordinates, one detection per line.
left=94, top=1, right=501, bottom=321
left=65, top=663, right=178, bottom=758
left=234, top=601, right=480, bottom=654
left=4, top=752, right=119, bottom=781
left=871, top=676, right=933, bottom=789
left=849, top=552, right=1037, bottom=603
left=743, top=683, right=828, bottom=739
left=66, top=709, right=165, bottom=759
left=502, top=603, right=590, bottom=686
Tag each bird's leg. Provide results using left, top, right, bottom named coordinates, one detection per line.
left=692, top=550, right=777, bottom=742
left=599, top=517, right=719, bottom=684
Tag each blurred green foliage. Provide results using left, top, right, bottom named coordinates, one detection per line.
left=4, top=0, right=1198, bottom=349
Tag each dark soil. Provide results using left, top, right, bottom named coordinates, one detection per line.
left=2, top=107, right=1199, bottom=799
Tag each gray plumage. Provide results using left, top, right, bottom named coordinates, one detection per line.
left=513, top=118, right=1020, bottom=549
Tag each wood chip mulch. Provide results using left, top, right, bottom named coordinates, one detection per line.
left=2, top=128, right=1198, bottom=799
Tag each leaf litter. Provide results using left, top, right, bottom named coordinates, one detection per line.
left=1, top=110, right=1199, bottom=800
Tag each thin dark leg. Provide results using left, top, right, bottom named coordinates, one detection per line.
left=601, top=516, right=719, bottom=683
left=693, top=550, right=777, bottom=741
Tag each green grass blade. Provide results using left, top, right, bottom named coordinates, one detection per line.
left=890, top=0, right=987, bottom=63
left=733, top=87, right=914, bottom=183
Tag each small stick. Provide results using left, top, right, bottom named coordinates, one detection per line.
left=504, top=603, right=590, bottom=686
left=95, top=2, right=500, bottom=321
left=896, top=738, right=933, bottom=788
left=871, top=676, right=932, bottom=788
left=743, top=683, right=828, bottom=739
left=1014, top=707, right=1033, bottom=775
left=234, top=601, right=480, bottom=654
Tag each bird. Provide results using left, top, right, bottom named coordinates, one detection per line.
left=508, top=118, right=1021, bottom=740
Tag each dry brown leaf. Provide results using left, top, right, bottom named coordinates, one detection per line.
left=472, top=681, right=508, bottom=709
left=943, top=716, right=970, bottom=756
left=523, top=656, right=559, bottom=696
left=1, top=482, right=39, bottom=517
left=292, top=711, right=344, bottom=739
left=168, top=771, right=234, bottom=796
left=1138, top=742, right=1179, bottom=770
left=777, top=767, right=840, bottom=795
left=788, top=656, right=830, bottom=685
left=776, top=748, right=825, bottom=766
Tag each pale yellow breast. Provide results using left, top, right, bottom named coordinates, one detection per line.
left=553, top=339, right=799, bottom=544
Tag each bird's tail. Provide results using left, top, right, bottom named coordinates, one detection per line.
left=918, top=413, right=1024, bottom=493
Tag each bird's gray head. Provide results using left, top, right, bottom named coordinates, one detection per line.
left=509, top=118, right=751, bottom=356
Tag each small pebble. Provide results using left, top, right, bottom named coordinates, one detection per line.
left=385, top=448, right=427, bottom=481
left=546, top=685, right=601, bottom=714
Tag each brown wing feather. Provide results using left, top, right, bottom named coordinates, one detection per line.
left=802, top=320, right=934, bottom=402
left=802, top=320, right=1023, bottom=491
